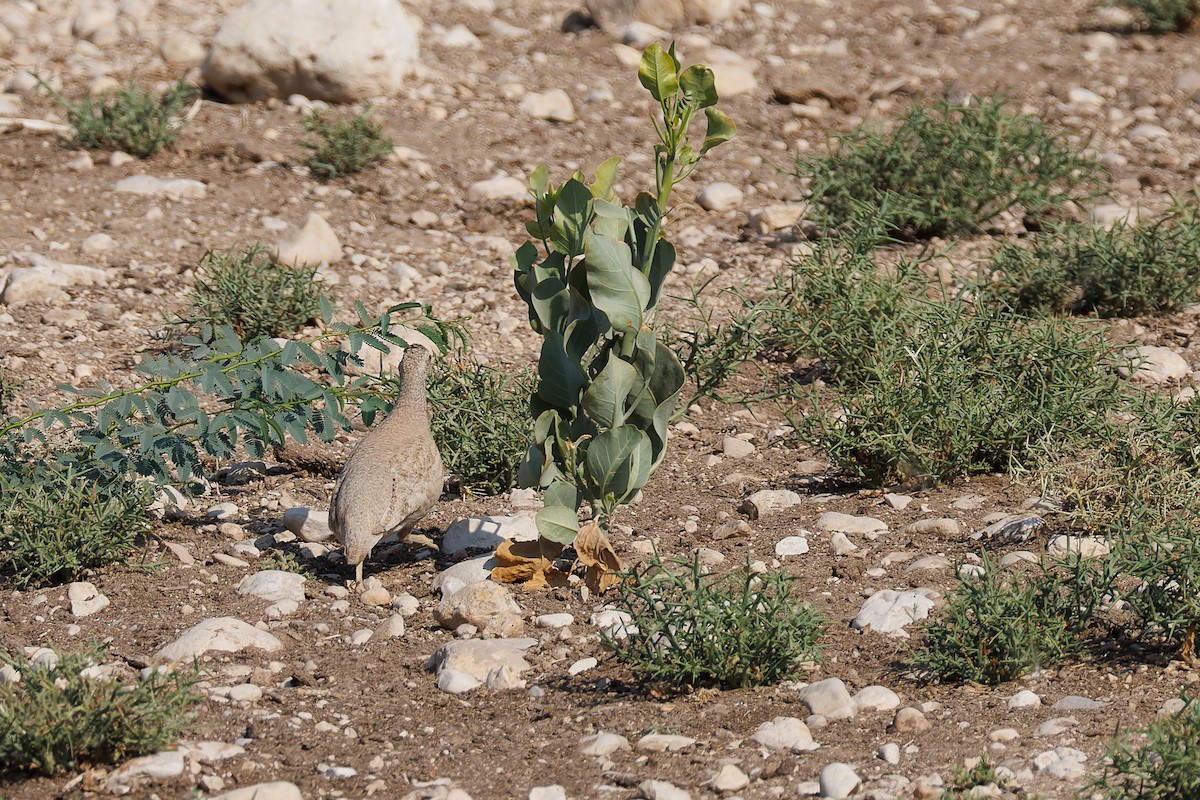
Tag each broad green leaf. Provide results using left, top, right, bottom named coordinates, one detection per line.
left=512, top=241, right=538, bottom=275
left=701, top=107, right=736, bottom=154
left=592, top=198, right=631, bottom=242
left=589, top=156, right=622, bottom=200
left=628, top=341, right=684, bottom=467
left=536, top=503, right=581, bottom=545
left=533, top=408, right=558, bottom=444
left=536, top=333, right=586, bottom=409
left=584, top=231, right=650, bottom=333
left=646, top=240, right=675, bottom=309
left=638, top=43, right=679, bottom=102
left=584, top=425, right=653, bottom=504
left=530, top=270, right=569, bottom=334
left=544, top=479, right=580, bottom=512
left=530, top=164, right=550, bottom=199
left=679, top=64, right=718, bottom=109
left=582, top=355, right=638, bottom=428
left=553, top=178, right=593, bottom=257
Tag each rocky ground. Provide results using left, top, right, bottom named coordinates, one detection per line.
left=4, top=0, right=1200, bottom=798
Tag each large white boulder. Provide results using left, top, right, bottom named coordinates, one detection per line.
left=202, top=0, right=421, bottom=103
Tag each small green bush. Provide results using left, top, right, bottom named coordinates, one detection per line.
left=0, top=645, right=201, bottom=775
left=1087, top=694, right=1200, bottom=799
left=426, top=359, right=535, bottom=496
left=770, top=227, right=1125, bottom=485
left=41, top=75, right=195, bottom=158
left=976, top=201, right=1200, bottom=317
left=189, top=244, right=328, bottom=339
left=0, top=465, right=152, bottom=588
left=609, top=554, right=826, bottom=690
left=940, top=755, right=1007, bottom=798
left=300, top=106, right=394, bottom=178
left=1106, top=0, right=1199, bottom=32
left=908, top=560, right=1082, bottom=685
left=795, top=97, right=1100, bottom=239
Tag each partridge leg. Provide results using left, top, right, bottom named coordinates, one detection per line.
left=355, top=561, right=364, bottom=588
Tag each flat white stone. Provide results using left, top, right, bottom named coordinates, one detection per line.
left=815, top=511, right=888, bottom=536
left=237, top=570, right=306, bottom=605
left=579, top=731, right=630, bottom=756
left=775, top=535, right=810, bottom=556
left=155, top=617, right=284, bottom=662
left=851, top=589, right=937, bottom=635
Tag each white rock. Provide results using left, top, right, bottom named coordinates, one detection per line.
left=636, top=733, right=696, bottom=752
left=818, top=762, right=861, bottom=800
left=72, top=5, right=119, bottom=46
left=1032, top=746, right=1087, bottom=779
left=160, top=30, right=207, bottom=65
left=1008, top=690, right=1041, bottom=709
left=319, top=764, right=358, bottom=779
left=1047, top=535, right=1110, bottom=559
left=590, top=609, right=637, bottom=638
left=434, top=555, right=497, bottom=596
left=519, top=89, right=576, bottom=122
left=851, top=589, right=937, bottom=635
left=282, top=507, right=334, bottom=542
left=442, top=515, right=538, bottom=555
left=989, top=727, right=1021, bottom=742
left=274, top=211, right=341, bottom=267
left=371, top=614, right=406, bottom=641
left=799, top=678, right=856, bottom=720
left=1125, top=345, right=1190, bottom=384
left=468, top=174, right=529, bottom=203
left=568, top=657, right=598, bottom=675
left=746, top=203, right=808, bottom=231
left=108, top=750, right=186, bottom=795
left=742, top=489, right=802, bottom=517
left=815, top=511, right=888, bottom=536
left=79, top=232, right=113, bottom=254
left=155, top=617, right=284, bottom=662
left=696, top=182, right=744, bottom=212
left=854, top=685, right=901, bottom=712
left=638, top=779, right=692, bottom=800
left=877, top=742, right=901, bottom=765
left=115, top=175, right=207, bottom=199
left=436, top=668, right=481, bottom=694
left=536, top=613, right=574, bottom=628
left=441, top=24, right=480, bottom=48
left=434, top=581, right=523, bottom=636
left=227, top=683, right=263, bottom=703
left=203, top=0, right=421, bottom=103
left=722, top=436, right=756, bottom=458
left=213, top=783, right=303, bottom=800
left=67, top=581, right=110, bottom=618
left=579, top=731, right=631, bottom=756
left=774, top=535, right=810, bottom=556
left=426, top=638, right=537, bottom=682
left=0, top=253, right=106, bottom=305
left=829, top=531, right=858, bottom=555
left=486, top=663, right=527, bottom=690
left=237, top=570, right=306, bottom=604
left=750, top=716, right=817, bottom=751
left=711, top=763, right=749, bottom=791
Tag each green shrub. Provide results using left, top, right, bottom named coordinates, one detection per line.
left=770, top=227, right=1126, bottom=485
left=40, top=75, right=195, bottom=158
left=300, top=106, right=394, bottom=178
left=427, top=359, right=535, bottom=496
left=941, top=755, right=1007, bottom=798
left=0, top=465, right=152, bottom=588
left=976, top=201, right=1200, bottom=317
left=189, top=244, right=328, bottom=339
left=908, top=559, right=1083, bottom=685
left=609, top=554, right=826, bottom=690
left=1106, top=0, right=1199, bottom=32
left=1087, top=694, right=1200, bottom=799
left=795, top=97, right=1100, bottom=239
left=0, top=645, right=201, bottom=775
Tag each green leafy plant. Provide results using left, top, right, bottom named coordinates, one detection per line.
left=38, top=75, right=196, bottom=158
left=0, top=645, right=201, bottom=775
left=1105, top=0, right=1199, bottom=32
left=609, top=553, right=826, bottom=690
left=514, top=43, right=735, bottom=546
left=0, top=303, right=456, bottom=485
left=300, top=106, right=394, bottom=178
left=426, top=358, right=535, bottom=496
left=974, top=200, right=1200, bottom=317
left=941, top=756, right=1007, bottom=798
left=770, top=224, right=1126, bottom=485
left=908, top=559, right=1083, bottom=684
left=0, top=464, right=152, bottom=588
left=796, top=96, right=1100, bottom=239
left=1087, top=694, right=1200, bottom=799
left=188, top=244, right=328, bottom=339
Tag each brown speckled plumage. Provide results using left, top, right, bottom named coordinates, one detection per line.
left=329, top=344, right=442, bottom=585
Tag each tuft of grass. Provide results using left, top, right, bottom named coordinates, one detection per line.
left=40, top=75, right=195, bottom=158
left=975, top=199, right=1200, bottom=317
left=608, top=554, right=826, bottom=690
left=189, top=244, right=328, bottom=339
left=941, top=755, right=1007, bottom=798
left=1087, top=694, right=1200, bottom=799
left=0, top=464, right=153, bottom=589
left=0, top=645, right=201, bottom=776
left=768, top=225, right=1126, bottom=485
left=795, top=97, right=1100, bottom=240
left=907, top=558, right=1083, bottom=685
left=300, top=106, right=394, bottom=179
left=426, top=358, right=535, bottom=496
left=1105, top=0, right=1199, bottom=32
